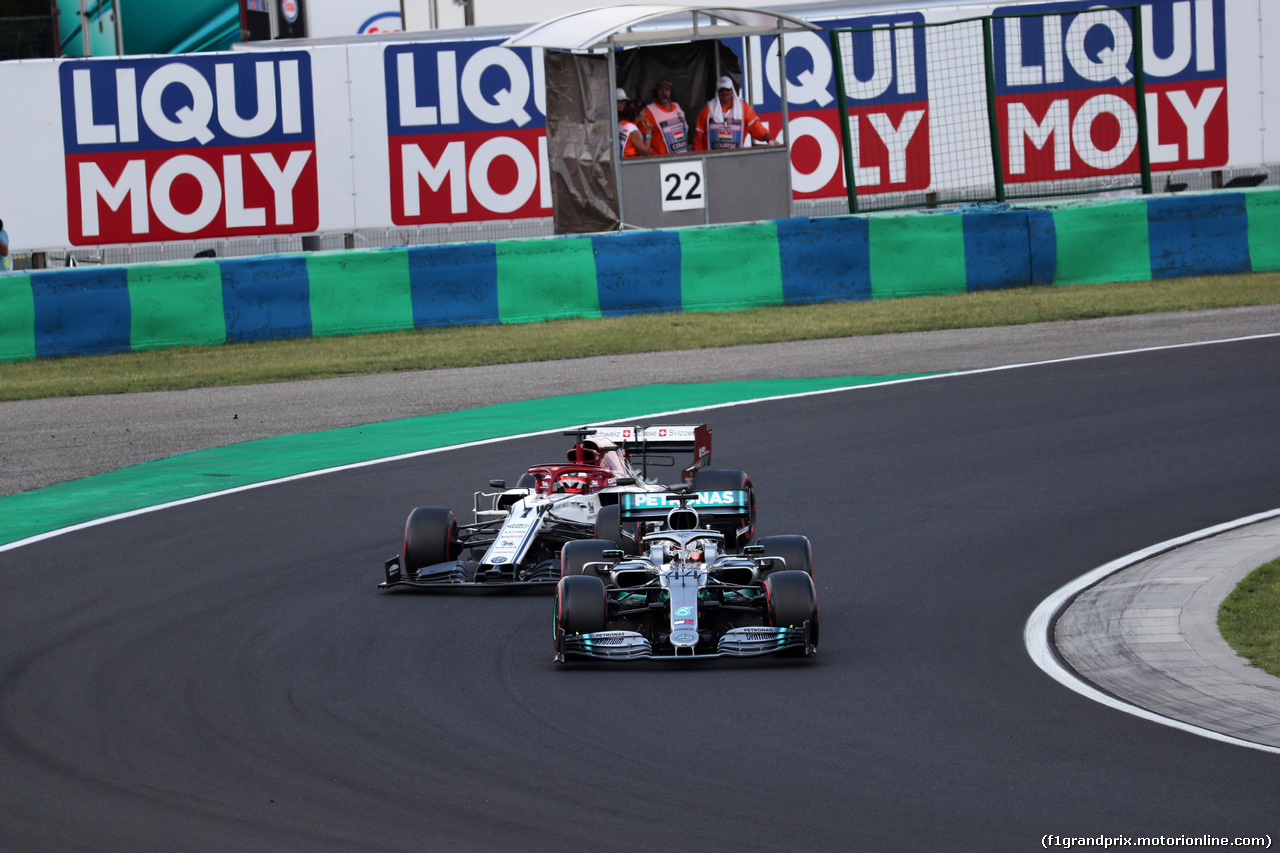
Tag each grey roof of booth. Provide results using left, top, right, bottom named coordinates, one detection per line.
left=502, top=5, right=818, bottom=50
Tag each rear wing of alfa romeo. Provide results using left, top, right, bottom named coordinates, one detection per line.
left=589, top=424, right=712, bottom=481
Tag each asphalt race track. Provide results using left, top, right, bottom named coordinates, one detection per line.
left=2, top=336, right=1279, bottom=851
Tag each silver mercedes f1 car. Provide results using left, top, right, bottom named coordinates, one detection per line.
left=380, top=425, right=756, bottom=591
left=554, top=487, right=819, bottom=661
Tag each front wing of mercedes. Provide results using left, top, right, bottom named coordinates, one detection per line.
left=557, top=624, right=816, bottom=661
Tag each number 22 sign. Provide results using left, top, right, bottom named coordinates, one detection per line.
left=659, top=161, right=705, bottom=211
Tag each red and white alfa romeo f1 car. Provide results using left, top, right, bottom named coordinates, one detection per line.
left=379, top=424, right=756, bottom=590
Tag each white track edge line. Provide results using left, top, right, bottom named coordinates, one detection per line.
left=1024, top=507, right=1280, bottom=755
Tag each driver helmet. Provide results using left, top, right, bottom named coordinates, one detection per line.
left=670, top=542, right=703, bottom=562
left=559, top=475, right=589, bottom=494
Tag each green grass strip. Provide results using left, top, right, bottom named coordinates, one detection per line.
left=1218, top=556, right=1280, bottom=678
left=1051, top=201, right=1152, bottom=285
left=679, top=222, right=784, bottom=311
left=128, top=260, right=226, bottom=350
left=307, top=248, right=414, bottom=337
left=868, top=213, right=967, bottom=299
left=0, top=374, right=926, bottom=546
left=0, top=274, right=35, bottom=362
left=496, top=237, right=600, bottom=323
left=1246, top=191, right=1280, bottom=273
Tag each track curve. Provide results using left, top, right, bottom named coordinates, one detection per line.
left=2, top=336, right=1279, bottom=851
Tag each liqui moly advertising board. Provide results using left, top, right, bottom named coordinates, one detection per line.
left=746, top=13, right=929, bottom=200
left=994, top=0, right=1227, bottom=182
left=385, top=41, right=551, bottom=224
left=4, top=0, right=1266, bottom=251
left=746, top=0, right=1228, bottom=200
left=60, top=53, right=319, bottom=245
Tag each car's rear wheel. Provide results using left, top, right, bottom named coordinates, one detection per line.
left=765, top=569, right=819, bottom=651
left=555, top=575, right=608, bottom=656
left=403, top=506, right=459, bottom=573
left=691, top=468, right=756, bottom=546
left=594, top=504, right=637, bottom=555
left=561, top=539, right=616, bottom=577
left=756, top=535, right=813, bottom=578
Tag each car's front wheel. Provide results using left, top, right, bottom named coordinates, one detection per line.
left=765, top=569, right=819, bottom=652
left=402, top=506, right=460, bottom=573
left=555, top=575, right=608, bottom=657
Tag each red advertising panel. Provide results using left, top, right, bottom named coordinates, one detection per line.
left=994, top=0, right=1227, bottom=183
left=750, top=15, right=930, bottom=200
left=385, top=41, right=550, bottom=224
left=60, top=53, right=319, bottom=245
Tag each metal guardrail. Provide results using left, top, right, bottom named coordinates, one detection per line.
left=12, top=218, right=555, bottom=269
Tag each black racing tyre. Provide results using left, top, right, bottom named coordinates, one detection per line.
left=555, top=575, right=608, bottom=653
left=560, top=539, right=616, bottom=578
left=594, top=504, right=636, bottom=555
left=765, top=569, right=819, bottom=649
left=402, top=506, right=460, bottom=572
left=691, top=468, right=756, bottom=545
left=756, top=535, right=813, bottom=578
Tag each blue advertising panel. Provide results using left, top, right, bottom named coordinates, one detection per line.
left=384, top=41, right=550, bottom=225
left=993, top=0, right=1227, bottom=180
left=60, top=52, right=318, bottom=245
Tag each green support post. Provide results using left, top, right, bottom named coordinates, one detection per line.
left=1130, top=5, right=1153, bottom=195
left=829, top=28, right=859, bottom=215
left=982, top=16, right=1006, bottom=203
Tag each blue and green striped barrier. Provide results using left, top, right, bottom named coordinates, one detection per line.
left=1, top=187, right=1276, bottom=363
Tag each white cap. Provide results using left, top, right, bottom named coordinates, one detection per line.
left=716, top=76, right=734, bottom=91
left=616, top=88, right=628, bottom=99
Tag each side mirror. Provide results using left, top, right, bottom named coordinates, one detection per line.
left=489, top=479, right=506, bottom=489
left=615, top=477, right=636, bottom=486
left=742, top=544, right=765, bottom=555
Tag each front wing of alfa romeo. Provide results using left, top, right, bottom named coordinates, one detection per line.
left=380, top=554, right=558, bottom=591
